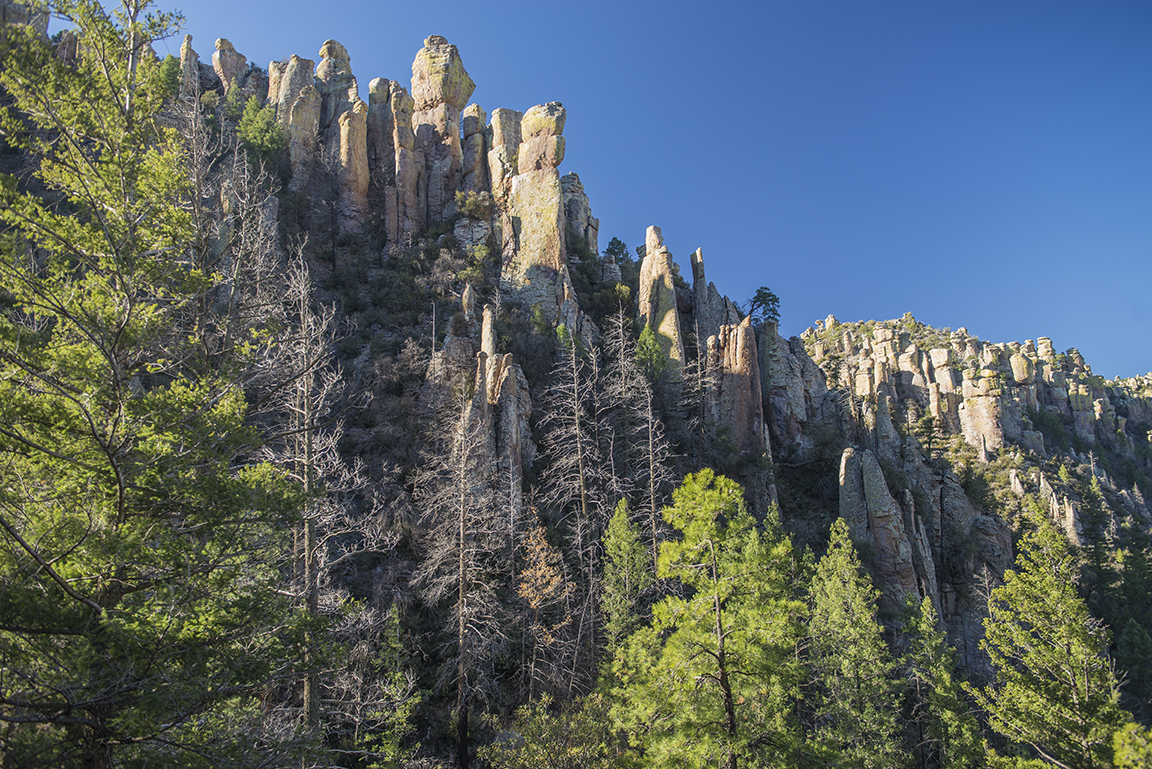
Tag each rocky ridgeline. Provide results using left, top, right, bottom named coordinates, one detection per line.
left=43, top=18, right=1152, bottom=674
left=180, top=34, right=598, bottom=332
left=173, top=32, right=807, bottom=524
left=786, top=314, right=1152, bottom=669
left=803, top=314, right=1152, bottom=461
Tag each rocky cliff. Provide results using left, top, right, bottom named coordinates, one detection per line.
left=164, top=26, right=1152, bottom=678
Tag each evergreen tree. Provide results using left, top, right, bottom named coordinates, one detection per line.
left=970, top=510, right=1129, bottom=769
left=479, top=693, right=623, bottom=769
left=612, top=470, right=805, bottom=768
left=807, top=519, right=906, bottom=769
left=1119, top=618, right=1152, bottom=713
left=600, top=499, right=654, bottom=657
left=635, top=322, right=667, bottom=384
left=1114, top=722, right=1152, bottom=769
left=905, top=596, right=983, bottom=769
left=237, top=94, right=285, bottom=167
left=0, top=3, right=308, bottom=765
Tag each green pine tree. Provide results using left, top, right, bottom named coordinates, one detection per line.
left=1118, top=619, right=1152, bottom=714
left=0, top=3, right=307, bottom=765
left=635, top=322, right=667, bottom=384
left=600, top=499, right=654, bottom=657
left=237, top=94, right=285, bottom=167
left=807, top=518, right=906, bottom=769
left=611, top=470, right=805, bottom=768
left=969, top=510, right=1129, bottom=769
left=1114, top=722, right=1152, bottom=769
left=905, top=596, right=983, bottom=769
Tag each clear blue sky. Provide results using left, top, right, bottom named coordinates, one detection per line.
left=148, top=0, right=1150, bottom=378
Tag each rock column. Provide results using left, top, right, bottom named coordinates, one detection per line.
left=338, top=100, right=369, bottom=228
left=212, top=38, right=247, bottom=94
left=275, top=55, right=316, bottom=127
left=638, top=225, right=685, bottom=377
left=461, top=104, right=488, bottom=194
left=179, top=35, right=200, bottom=97
left=411, top=35, right=475, bottom=228
left=503, top=103, right=571, bottom=323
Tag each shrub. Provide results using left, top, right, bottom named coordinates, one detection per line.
left=238, top=96, right=285, bottom=167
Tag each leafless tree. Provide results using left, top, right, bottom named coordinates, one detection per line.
left=537, top=332, right=617, bottom=696
left=413, top=386, right=513, bottom=769
left=602, top=309, right=676, bottom=570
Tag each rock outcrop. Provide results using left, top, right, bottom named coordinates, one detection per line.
left=338, top=100, right=369, bottom=227
left=803, top=317, right=1149, bottom=463
left=212, top=38, right=248, bottom=94
left=560, top=173, right=599, bottom=256
left=502, top=103, right=575, bottom=326
left=287, top=86, right=321, bottom=192
left=273, top=55, right=316, bottom=128
left=637, top=226, right=685, bottom=378
left=411, top=35, right=474, bottom=227
left=839, top=448, right=936, bottom=617
left=690, top=248, right=741, bottom=343
left=315, top=40, right=359, bottom=137
left=488, top=108, right=522, bottom=208
left=707, top=317, right=767, bottom=460
left=179, top=35, right=200, bottom=97
left=0, top=0, right=48, bottom=37
left=461, top=104, right=488, bottom=195
left=423, top=295, right=535, bottom=524
left=759, top=327, right=828, bottom=461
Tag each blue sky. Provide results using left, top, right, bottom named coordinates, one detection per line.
left=151, top=0, right=1151, bottom=377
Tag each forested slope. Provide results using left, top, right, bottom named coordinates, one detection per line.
left=1, top=3, right=1151, bottom=768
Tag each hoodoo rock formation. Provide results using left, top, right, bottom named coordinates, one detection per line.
left=411, top=35, right=474, bottom=228
left=638, top=226, right=686, bottom=379
left=152, top=28, right=1152, bottom=684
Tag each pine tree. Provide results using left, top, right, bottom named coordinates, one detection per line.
left=611, top=470, right=805, bottom=768
left=0, top=3, right=308, bottom=765
left=807, top=519, right=906, bottom=769
left=904, top=596, right=983, bottom=769
left=237, top=94, right=285, bottom=167
left=479, top=693, right=623, bottom=769
left=970, top=510, right=1129, bottom=769
left=1113, top=722, right=1152, bottom=769
left=1118, top=619, right=1152, bottom=718
left=600, top=499, right=654, bottom=657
